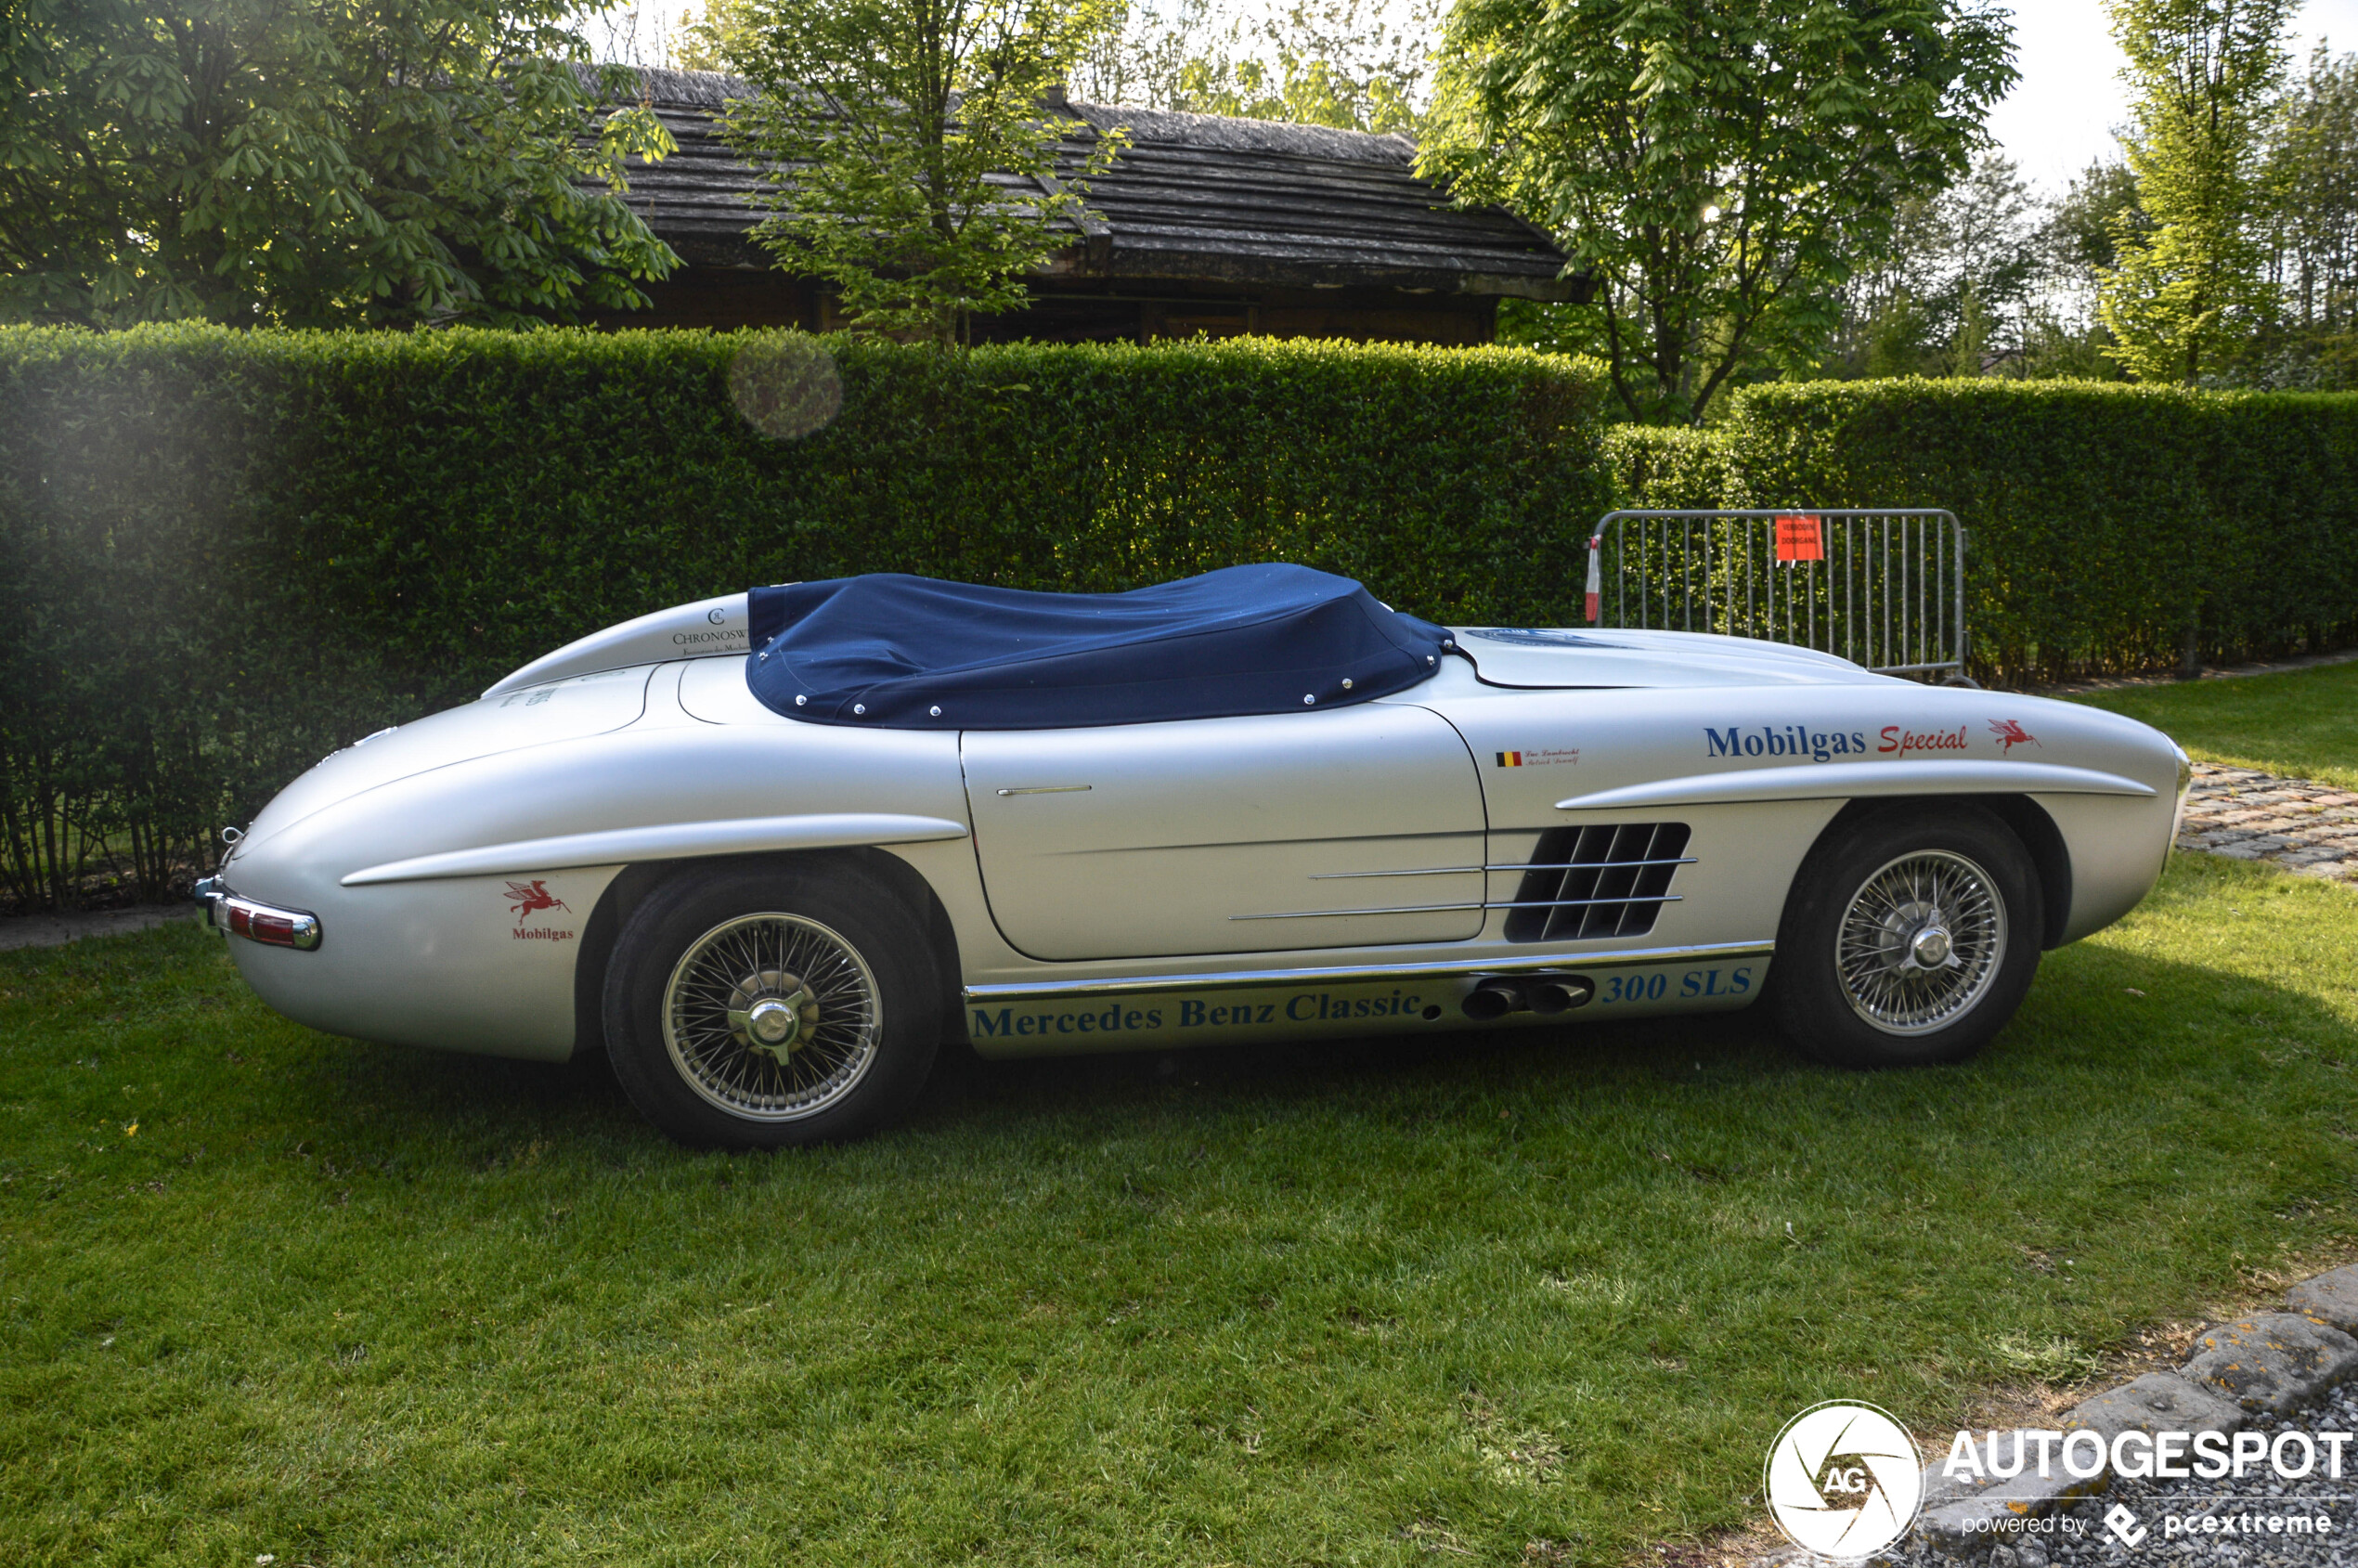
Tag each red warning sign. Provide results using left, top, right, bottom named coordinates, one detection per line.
left=1774, top=514, right=1823, bottom=563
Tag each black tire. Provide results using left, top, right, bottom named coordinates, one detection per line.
left=602, top=858, right=942, bottom=1148
left=1770, top=804, right=2043, bottom=1069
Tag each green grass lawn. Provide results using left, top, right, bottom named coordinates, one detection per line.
left=5, top=854, right=2357, bottom=1567
left=2063, top=656, right=2358, bottom=790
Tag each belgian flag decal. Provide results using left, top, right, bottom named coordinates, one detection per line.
left=1496, top=751, right=1523, bottom=767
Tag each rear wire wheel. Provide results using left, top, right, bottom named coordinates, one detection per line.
left=604, top=860, right=940, bottom=1148
left=1772, top=806, right=2043, bottom=1068
left=664, top=912, right=882, bottom=1120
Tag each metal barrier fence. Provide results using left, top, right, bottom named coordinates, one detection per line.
left=1584, top=509, right=1968, bottom=680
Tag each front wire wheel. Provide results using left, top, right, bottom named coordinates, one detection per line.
left=663, top=913, right=882, bottom=1122
left=1772, top=806, right=2043, bottom=1069
left=1835, top=850, right=2007, bottom=1036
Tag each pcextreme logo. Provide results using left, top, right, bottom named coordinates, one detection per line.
left=1763, top=1401, right=1924, bottom=1559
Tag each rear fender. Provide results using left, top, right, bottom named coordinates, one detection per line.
left=572, top=848, right=966, bottom=1059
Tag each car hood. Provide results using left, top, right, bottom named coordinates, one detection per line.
left=1448, top=627, right=1893, bottom=688
left=233, top=666, right=655, bottom=853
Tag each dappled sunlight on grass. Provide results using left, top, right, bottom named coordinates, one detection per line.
left=2066, top=658, right=2358, bottom=791
left=2, top=852, right=2352, bottom=1565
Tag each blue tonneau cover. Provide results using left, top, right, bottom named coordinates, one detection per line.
left=745, top=564, right=1449, bottom=730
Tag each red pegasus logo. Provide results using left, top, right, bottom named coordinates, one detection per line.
left=504, top=879, right=569, bottom=924
left=1988, top=719, right=2040, bottom=752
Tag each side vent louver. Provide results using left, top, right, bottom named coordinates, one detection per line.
left=1502, top=823, right=1693, bottom=942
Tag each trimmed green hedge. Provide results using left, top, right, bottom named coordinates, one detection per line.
left=1718, top=380, right=2358, bottom=683
left=0, top=325, right=1611, bottom=906
left=1598, top=425, right=1730, bottom=512
left=9, top=329, right=2356, bottom=911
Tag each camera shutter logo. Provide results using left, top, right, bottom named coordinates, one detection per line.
left=1763, top=1401, right=1924, bottom=1558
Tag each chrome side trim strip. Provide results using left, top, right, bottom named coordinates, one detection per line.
left=343, top=812, right=970, bottom=886
left=1487, top=858, right=1697, bottom=872
left=963, top=940, right=1777, bottom=1001
left=1489, top=895, right=1685, bottom=910
left=1554, top=760, right=2155, bottom=812
left=1301, top=857, right=1700, bottom=883
left=996, top=784, right=1092, bottom=797
left=1230, top=901, right=1486, bottom=920
left=1230, top=893, right=1689, bottom=921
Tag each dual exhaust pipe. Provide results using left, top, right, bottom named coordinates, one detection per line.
left=1460, top=973, right=1595, bottom=1021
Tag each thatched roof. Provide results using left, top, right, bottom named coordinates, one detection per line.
left=599, top=68, right=1577, bottom=301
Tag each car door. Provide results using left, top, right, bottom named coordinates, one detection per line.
left=961, top=704, right=1486, bottom=961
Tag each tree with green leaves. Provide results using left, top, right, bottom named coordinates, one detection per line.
left=2099, top=0, right=2291, bottom=382
left=1423, top=0, right=2015, bottom=424
left=2251, top=46, right=2358, bottom=386
left=710, top=0, right=1124, bottom=346
left=1819, top=152, right=2042, bottom=380
left=1075, top=0, right=1439, bottom=134
left=0, top=0, right=679, bottom=327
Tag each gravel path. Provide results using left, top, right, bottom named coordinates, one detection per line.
left=0, top=902, right=200, bottom=952
left=2178, top=764, right=2358, bottom=887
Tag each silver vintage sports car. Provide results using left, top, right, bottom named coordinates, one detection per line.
left=201, top=565, right=2189, bottom=1147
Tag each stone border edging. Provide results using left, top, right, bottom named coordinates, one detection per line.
left=1909, top=1265, right=2358, bottom=1552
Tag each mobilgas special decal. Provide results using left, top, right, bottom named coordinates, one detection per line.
left=505, top=879, right=575, bottom=943
left=1704, top=721, right=2042, bottom=761
left=1989, top=719, right=2041, bottom=752
left=1707, top=725, right=1872, bottom=761
left=1876, top=725, right=1969, bottom=757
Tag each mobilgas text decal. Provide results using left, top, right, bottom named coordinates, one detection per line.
left=1704, top=721, right=2037, bottom=761
left=1707, top=725, right=1872, bottom=761
left=504, top=878, right=576, bottom=943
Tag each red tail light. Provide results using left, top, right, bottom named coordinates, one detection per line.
left=214, top=893, right=322, bottom=951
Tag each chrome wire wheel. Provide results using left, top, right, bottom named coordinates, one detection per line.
left=1835, top=849, right=2008, bottom=1037
left=661, top=913, right=882, bottom=1121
